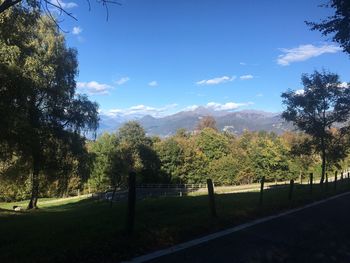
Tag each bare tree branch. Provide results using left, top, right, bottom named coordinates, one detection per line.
left=0, top=0, right=122, bottom=20
left=0, top=0, right=22, bottom=13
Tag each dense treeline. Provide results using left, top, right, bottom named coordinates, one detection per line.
left=2, top=119, right=350, bottom=201
left=86, top=120, right=350, bottom=192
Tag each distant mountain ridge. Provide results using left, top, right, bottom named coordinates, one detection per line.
left=98, top=108, right=293, bottom=137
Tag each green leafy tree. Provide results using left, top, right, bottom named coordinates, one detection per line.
left=0, top=7, right=98, bottom=208
left=281, top=132, right=320, bottom=182
left=195, top=128, right=230, bottom=161
left=208, top=154, right=240, bottom=185
left=282, top=70, right=350, bottom=183
left=117, top=121, right=161, bottom=183
left=249, top=132, right=289, bottom=182
left=88, top=133, right=119, bottom=192
left=154, top=138, right=184, bottom=183
left=306, top=0, right=350, bottom=55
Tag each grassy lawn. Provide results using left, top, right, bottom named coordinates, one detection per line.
left=1, top=180, right=349, bottom=263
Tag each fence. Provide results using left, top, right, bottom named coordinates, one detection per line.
left=122, top=169, right=350, bottom=235
left=95, top=172, right=350, bottom=203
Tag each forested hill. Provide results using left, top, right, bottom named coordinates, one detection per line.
left=99, top=108, right=293, bottom=136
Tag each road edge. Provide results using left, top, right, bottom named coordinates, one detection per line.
left=127, top=190, right=350, bottom=263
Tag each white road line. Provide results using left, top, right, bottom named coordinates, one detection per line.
left=127, top=191, right=350, bottom=263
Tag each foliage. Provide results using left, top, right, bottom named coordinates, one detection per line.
left=0, top=7, right=98, bottom=207
left=306, top=0, right=350, bottom=55
left=282, top=70, right=350, bottom=182
left=117, top=121, right=161, bottom=183
left=87, top=133, right=118, bottom=192
left=195, top=128, right=230, bottom=161
left=196, top=116, right=217, bottom=131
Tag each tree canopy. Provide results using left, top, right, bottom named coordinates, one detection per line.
left=0, top=6, right=99, bottom=208
left=281, top=70, right=350, bottom=183
left=306, top=0, right=350, bottom=55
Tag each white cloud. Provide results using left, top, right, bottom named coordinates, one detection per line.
left=72, top=26, right=82, bottom=35
left=50, top=0, right=77, bottom=9
left=77, top=81, right=113, bottom=95
left=104, top=104, right=178, bottom=118
left=196, top=76, right=236, bottom=85
left=239, top=62, right=246, bottom=66
left=115, top=77, right=130, bottom=85
left=148, top=80, right=158, bottom=87
left=256, top=93, right=263, bottom=97
left=183, top=105, right=199, bottom=111
left=182, top=102, right=253, bottom=112
left=295, top=89, right=305, bottom=95
left=206, top=102, right=253, bottom=111
left=240, top=74, right=254, bottom=80
left=277, top=44, right=341, bottom=66
left=339, top=82, right=349, bottom=88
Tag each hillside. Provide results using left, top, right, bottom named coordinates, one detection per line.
left=98, top=108, right=292, bottom=136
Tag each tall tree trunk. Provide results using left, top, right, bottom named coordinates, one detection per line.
left=320, top=137, right=326, bottom=184
left=27, top=157, right=40, bottom=209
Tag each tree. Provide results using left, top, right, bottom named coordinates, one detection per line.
left=117, top=121, right=161, bottom=183
left=154, top=138, right=184, bottom=183
left=88, top=133, right=119, bottom=192
left=281, top=70, right=350, bottom=183
left=0, top=7, right=99, bottom=208
left=0, top=0, right=120, bottom=19
left=281, top=132, right=320, bottom=182
left=195, top=128, right=230, bottom=161
left=196, top=116, right=217, bottom=131
left=306, top=0, right=350, bottom=55
left=208, top=154, right=240, bottom=185
left=248, top=132, right=290, bottom=182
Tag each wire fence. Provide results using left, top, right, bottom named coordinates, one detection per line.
left=91, top=170, right=350, bottom=202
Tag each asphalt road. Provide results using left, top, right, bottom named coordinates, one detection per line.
left=146, top=192, right=350, bottom=263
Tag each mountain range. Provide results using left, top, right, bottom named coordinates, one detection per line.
left=98, top=107, right=293, bottom=137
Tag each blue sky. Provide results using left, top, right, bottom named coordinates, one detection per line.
left=55, top=0, right=350, bottom=117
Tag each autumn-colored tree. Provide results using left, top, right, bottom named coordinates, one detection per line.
left=196, top=116, right=217, bottom=131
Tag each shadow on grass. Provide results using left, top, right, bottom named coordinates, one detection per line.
left=1, top=181, right=350, bottom=263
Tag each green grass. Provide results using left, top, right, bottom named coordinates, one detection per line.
left=1, top=180, right=349, bottom=263
left=0, top=196, right=89, bottom=210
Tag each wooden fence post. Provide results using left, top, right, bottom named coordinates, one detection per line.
left=207, top=179, right=217, bottom=217
left=126, top=171, right=136, bottom=235
left=259, top=176, right=265, bottom=206
left=288, top=179, right=294, bottom=201
left=309, top=173, right=313, bottom=194
left=341, top=171, right=344, bottom=181
left=334, top=171, right=338, bottom=192
left=325, top=173, right=328, bottom=191
left=348, top=172, right=349, bottom=179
